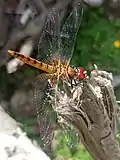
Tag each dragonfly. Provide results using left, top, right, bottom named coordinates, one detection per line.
left=8, top=3, right=86, bottom=154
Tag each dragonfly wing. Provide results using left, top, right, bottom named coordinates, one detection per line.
left=37, top=9, right=60, bottom=63
left=59, top=3, right=83, bottom=64
left=60, top=121, right=79, bottom=154
left=64, top=126, right=79, bottom=154
left=54, top=79, right=79, bottom=153
left=33, top=73, right=56, bottom=154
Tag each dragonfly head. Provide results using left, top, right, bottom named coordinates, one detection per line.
left=76, top=67, right=86, bottom=80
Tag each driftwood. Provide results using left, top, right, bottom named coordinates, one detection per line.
left=0, top=105, right=50, bottom=160
left=51, top=66, right=120, bottom=160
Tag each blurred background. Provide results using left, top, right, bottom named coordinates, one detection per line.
left=1, top=0, right=120, bottom=159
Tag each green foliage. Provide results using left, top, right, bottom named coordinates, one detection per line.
left=53, top=131, right=92, bottom=160
left=72, top=7, right=120, bottom=74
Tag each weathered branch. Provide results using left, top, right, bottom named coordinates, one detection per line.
left=53, top=67, right=120, bottom=160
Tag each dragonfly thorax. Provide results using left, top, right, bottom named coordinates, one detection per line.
left=68, top=66, right=76, bottom=78
left=53, top=63, right=76, bottom=80
left=54, top=64, right=86, bottom=81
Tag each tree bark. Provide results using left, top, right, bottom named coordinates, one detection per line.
left=54, top=68, right=120, bottom=160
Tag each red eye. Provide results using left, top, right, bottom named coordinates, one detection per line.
left=76, top=67, right=86, bottom=80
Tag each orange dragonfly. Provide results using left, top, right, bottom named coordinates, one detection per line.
left=8, top=3, right=85, bottom=153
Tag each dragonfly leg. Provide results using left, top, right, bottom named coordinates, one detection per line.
left=73, top=79, right=77, bottom=86
left=66, top=73, right=72, bottom=84
left=68, top=79, right=73, bottom=89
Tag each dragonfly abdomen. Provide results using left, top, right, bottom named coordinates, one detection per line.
left=8, top=50, right=56, bottom=74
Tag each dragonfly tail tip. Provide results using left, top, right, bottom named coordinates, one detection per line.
left=8, top=50, right=14, bottom=55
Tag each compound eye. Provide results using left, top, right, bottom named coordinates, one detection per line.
left=76, top=67, right=86, bottom=80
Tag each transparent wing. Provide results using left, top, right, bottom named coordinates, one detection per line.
left=58, top=3, right=84, bottom=63
left=37, top=9, right=60, bottom=63
left=62, top=124, right=79, bottom=154
left=55, top=79, right=79, bottom=153
left=33, top=73, right=57, bottom=154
